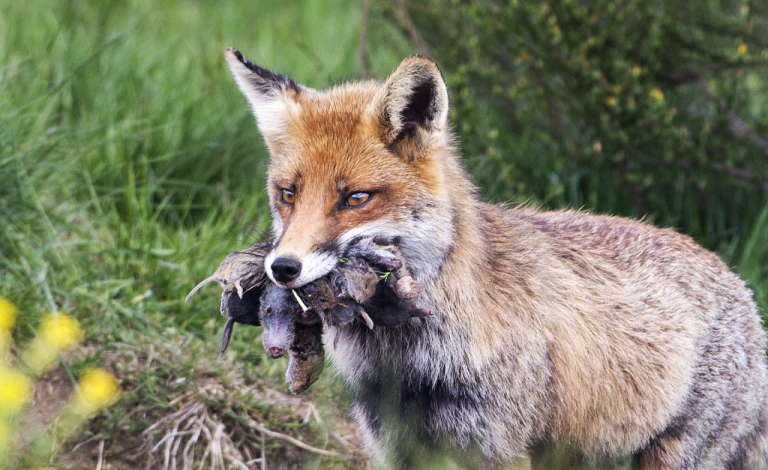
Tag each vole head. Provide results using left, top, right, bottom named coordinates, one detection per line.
left=259, top=284, right=300, bottom=358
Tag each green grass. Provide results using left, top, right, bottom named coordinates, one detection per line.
left=1, top=0, right=767, bottom=468
left=0, top=1, right=411, bottom=467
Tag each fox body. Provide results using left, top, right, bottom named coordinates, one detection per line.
left=225, top=48, right=768, bottom=468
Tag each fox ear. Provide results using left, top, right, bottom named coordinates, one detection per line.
left=366, top=55, right=449, bottom=161
left=225, top=48, right=305, bottom=147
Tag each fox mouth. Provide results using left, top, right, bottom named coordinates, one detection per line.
left=265, top=234, right=403, bottom=289
left=264, top=217, right=403, bottom=288
left=264, top=250, right=338, bottom=289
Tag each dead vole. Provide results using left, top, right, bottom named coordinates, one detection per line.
left=286, top=322, right=325, bottom=394
left=189, top=238, right=429, bottom=394
left=186, top=242, right=271, bottom=316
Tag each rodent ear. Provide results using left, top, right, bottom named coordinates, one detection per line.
left=225, top=48, right=309, bottom=150
left=365, top=55, right=450, bottom=162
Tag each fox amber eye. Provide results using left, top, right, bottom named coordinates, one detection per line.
left=281, top=189, right=295, bottom=205
left=347, top=192, right=370, bottom=207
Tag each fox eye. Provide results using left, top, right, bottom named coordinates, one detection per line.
left=346, top=192, right=370, bottom=207
left=281, top=189, right=295, bottom=205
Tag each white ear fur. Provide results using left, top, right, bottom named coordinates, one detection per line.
left=366, top=55, right=449, bottom=145
left=225, top=48, right=305, bottom=145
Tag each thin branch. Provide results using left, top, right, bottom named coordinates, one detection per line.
left=358, top=0, right=370, bottom=78
left=393, top=0, right=430, bottom=55
left=96, top=439, right=105, bottom=470
left=658, top=61, right=768, bottom=85
left=669, top=159, right=768, bottom=192
left=247, top=418, right=357, bottom=459
left=709, top=162, right=768, bottom=191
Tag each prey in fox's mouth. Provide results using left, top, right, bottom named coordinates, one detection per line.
left=187, top=237, right=429, bottom=394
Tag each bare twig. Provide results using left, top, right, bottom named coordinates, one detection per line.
left=247, top=418, right=356, bottom=459
left=393, top=0, right=430, bottom=55
left=658, top=61, right=767, bottom=85
left=667, top=159, right=768, bottom=192
left=71, top=434, right=102, bottom=453
left=261, top=431, right=266, bottom=470
left=358, top=0, right=370, bottom=78
left=710, top=162, right=768, bottom=191
left=96, top=439, right=105, bottom=470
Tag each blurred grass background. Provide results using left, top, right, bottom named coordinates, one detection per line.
left=0, top=0, right=766, bottom=468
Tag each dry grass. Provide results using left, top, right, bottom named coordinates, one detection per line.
left=54, top=331, right=365, bottom=469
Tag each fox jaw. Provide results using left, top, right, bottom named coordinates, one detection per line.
left=225, top=48, right=458, bottom=288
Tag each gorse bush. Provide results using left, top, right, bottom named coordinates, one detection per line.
left=400, top=0, right=768, bottom=236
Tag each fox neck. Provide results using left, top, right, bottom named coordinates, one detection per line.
left=399, top=148, right=489, bottom=291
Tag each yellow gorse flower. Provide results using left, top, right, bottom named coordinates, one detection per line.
left=737, top=43, right=747, bottom=56
left=75, top=368, right=119, bottom=414
left=23, top=313, right=84, bottom=374
left=0, top=367, right=33, bottom=416
left=650, top=88, right=664, bottom=102
left=40, top=314, right=83, bottom=351
left=0, top=298, right=17, bottom=331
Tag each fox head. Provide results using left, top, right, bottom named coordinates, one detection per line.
left=226, top=48, right=465, bottom=288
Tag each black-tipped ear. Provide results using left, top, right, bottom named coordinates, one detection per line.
left=225, top=48, right=309, bottom=148
left=226, top=48, right=301, bottom=97
left=366, top=55, right=449, bottom=160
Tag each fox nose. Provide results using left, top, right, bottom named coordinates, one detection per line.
left=271, top=257, right=302, bottom=284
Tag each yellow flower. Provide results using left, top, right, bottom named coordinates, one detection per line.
left=737, top=43, right=747, bottom=56
left=75, top=368, right=119, bottom=414
left=632, top=65, right=642, bottom=76
left=0, top=367, right=33, bottom=416
left=0, top=298, right=17, bottom=331
left=605, top=96, right=617, bottom=107
left=650, top=88, right=664, bottom=102
left=40, top=314, right=83, bottom=351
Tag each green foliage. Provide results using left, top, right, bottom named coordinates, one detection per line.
left=412, top=0, right=768, bottom=215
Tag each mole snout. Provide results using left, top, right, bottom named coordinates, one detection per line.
left=268, top=346, right=285, bottom=358
left=259, top=284, right=300, bottom=358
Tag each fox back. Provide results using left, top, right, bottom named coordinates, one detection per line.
left=225, top=48, right=768, bottom=469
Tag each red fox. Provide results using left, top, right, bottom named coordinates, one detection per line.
left=225, top=48, right=768, bottom=469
